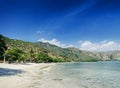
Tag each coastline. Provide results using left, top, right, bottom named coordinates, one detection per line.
left=0, top=63, right=56, bottom=88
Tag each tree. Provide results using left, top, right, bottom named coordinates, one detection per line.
left=4, top=48, right=25, bottom=63
left=35, top=53, right=53, bottom=63
left=0, top=34, right=7, bottom=61
left=19, top=54, right=26, bottom=63
left=28, top=49, right=34, bottom=62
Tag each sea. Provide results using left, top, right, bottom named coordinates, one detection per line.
left=50, top=61, right=120, bottom=88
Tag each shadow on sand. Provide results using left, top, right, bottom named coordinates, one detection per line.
left=0, top=68, right=24, bottom=77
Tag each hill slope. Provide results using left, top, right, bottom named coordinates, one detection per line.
left=37, top=42, right=98, bottom=61
left=2, top=34, right=120, bottom=62
left=0, top=34, right=98, bottom=62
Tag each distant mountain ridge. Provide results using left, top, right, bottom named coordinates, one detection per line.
left=37, top=42, right=120, bottom=61
left=1, top=34, right=120, bottom=62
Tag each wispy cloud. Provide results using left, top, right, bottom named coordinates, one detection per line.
left=78, top=40, right=120, bottom=51
left=36, top=30, right=44, bottom=34
left=36, top=29, right=53, bottom=36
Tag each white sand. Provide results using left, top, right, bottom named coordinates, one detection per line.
left=0, top=63, right=55, bottom=88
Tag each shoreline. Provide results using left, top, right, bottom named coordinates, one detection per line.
left=0, top=63, right=56, bottom=88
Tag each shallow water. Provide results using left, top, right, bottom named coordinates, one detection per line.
left=50, top=61, right=120, bottom=88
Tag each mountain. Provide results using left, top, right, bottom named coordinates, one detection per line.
left=0, top=34, right=98, bottom=62
left=36, top=42, right=120, bottom=61
left=1, top=34, right=120, bottom=62
left=89, top=51, right=120, bottom=61
left=0, top=34, right=66, bottom=61
left=37, top=42, right=98, bottom=62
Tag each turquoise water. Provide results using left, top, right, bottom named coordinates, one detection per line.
left=51, top=61, right=120, bottom=88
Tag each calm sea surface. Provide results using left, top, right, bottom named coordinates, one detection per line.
left=50, top=61, right=120, bottom=88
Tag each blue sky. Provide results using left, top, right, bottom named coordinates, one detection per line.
left=1, top=0, right=120, bottom=51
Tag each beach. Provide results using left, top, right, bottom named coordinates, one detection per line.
left=1, top=62, right=120, bottom=88
left=0, top=63, right=56, bottom=88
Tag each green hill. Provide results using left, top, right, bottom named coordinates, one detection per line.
left=0, top=34, right=98, bottom=63
left=37, top=42, right=98, bottom=62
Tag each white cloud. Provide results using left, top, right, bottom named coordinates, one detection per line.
left=67, top=44, right=74, bottom=47
left=38, top=38, right=120, bottom=51
left=38, top=38, right=74, bottom=48
left=79, top=40, right=120, bottom=51
left=38, top=38, right=66, bottom=48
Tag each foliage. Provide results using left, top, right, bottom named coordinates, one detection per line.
left=35, top=53, right=53, bottom=63
left=80, top=58, right=99, bottom=62
left=28, top=49, right=35, bottom=62
left=52, top=58, right=65, bottom=62
left=4, top=48, right=25, bottom=63
left=37, top=42, right=98, bottom=62
left=0, top=34, right=7, bottom=59
left=1, top=34, right=100, bottom=63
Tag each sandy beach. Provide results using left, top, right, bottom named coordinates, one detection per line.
left=0, top=63, right=56, bottom=88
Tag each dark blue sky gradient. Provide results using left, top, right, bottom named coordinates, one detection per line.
left=1, top=0, right=120, bottom=44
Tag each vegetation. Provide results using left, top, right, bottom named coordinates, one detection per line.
left=35, top=53, right=53, bottom=63
left=4, top=48, right=25, bottom=63
left=0, top=34, right=7, bottom=60
left=37, top=42, right=99, bottom=62
left=0, top=34, right=99, bottom=63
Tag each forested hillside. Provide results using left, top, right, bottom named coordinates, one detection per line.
left=1, top=34, right=120, bottom=63
left=0, top=34, right=65, bottom=63
left=0, top=34, right=98, bottom=63
left=37, top=42, right=98, bottom=62
left=2, top=34, right=120, bottom=63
